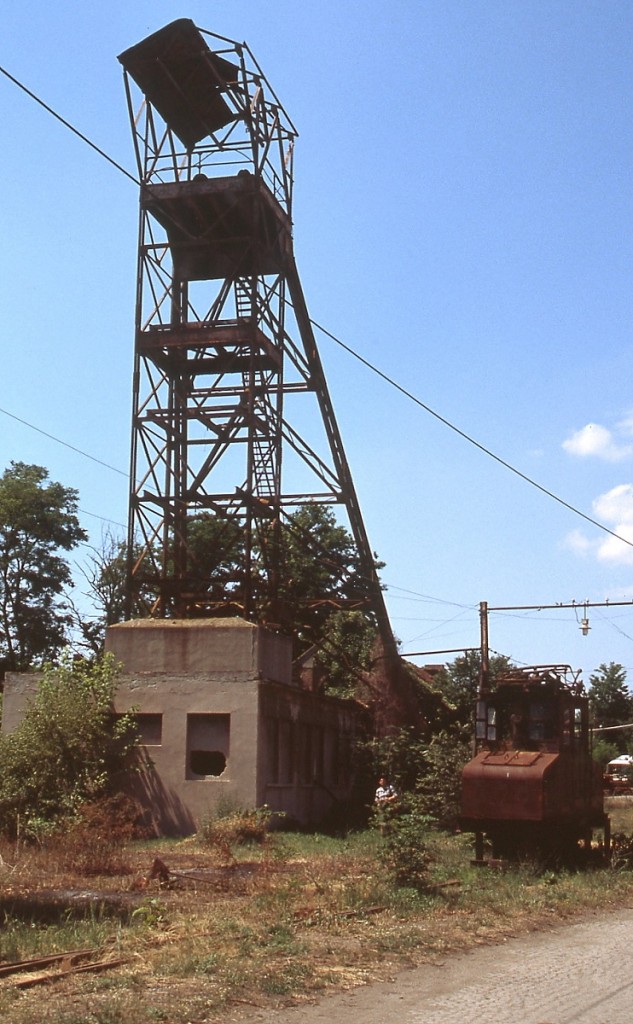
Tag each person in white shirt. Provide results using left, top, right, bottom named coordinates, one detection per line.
left=375, top=776, right=397, bottom=805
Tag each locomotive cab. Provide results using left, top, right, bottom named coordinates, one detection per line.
left=461, top=665, right=606, bottom=861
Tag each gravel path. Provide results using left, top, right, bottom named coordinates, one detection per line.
left=250, top=907, right=633, bottom=1024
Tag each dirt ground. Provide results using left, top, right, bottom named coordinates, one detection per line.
left=3, top=816, right=633, bottom=1024
left=246, top=906, right=633, bottom=1024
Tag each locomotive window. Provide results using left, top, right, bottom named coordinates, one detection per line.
left=528, top=702, right=554, bottom=743
left=574, top=707, right=583, bottom=739
left=487, top=706, right=496, bottom=740
left=475, top=701, right=486, bottom=739
left=475, top=702, right=496, bottom=741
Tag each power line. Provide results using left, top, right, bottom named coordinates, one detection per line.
left=311, top=318, right=633, bottom=553
left=594, top=606, right=633, bottom=644
left=1, top=395, right=454, bottom=613
left=78, top=508, right=127, bottom=530
left=0, top=63, right=139, bottom=185
left=0, top=407, right=128, bottom=530
left=0, top=405, right=128, bottom=477
left=400, top=646, right=478, bottom=657
left=4, top=62, right=633, bottom=672
left=383, top=584, right=475, bottom=609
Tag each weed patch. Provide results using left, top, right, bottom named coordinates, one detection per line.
left=198, top=806, right=277, bottom=864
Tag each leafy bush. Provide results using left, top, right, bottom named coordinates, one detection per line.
left=362, top=728, right=471, bottom=829
left=610, top=832, right=633, bottom=870
left=592, top=737, right=620, bottom=769
left=361, top=726, right=438, bottom=797
left=378, top=798, right=433, bottom=889
left=411, top=732, right=472, bottom=829
left=0, top=654, right=137, bottom=839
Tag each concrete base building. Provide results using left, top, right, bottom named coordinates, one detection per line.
left=106, top=617, right=362, bottom=833
left=2, top=618, right=362, bottom=835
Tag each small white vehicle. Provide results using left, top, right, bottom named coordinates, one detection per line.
left=604, top=755, right=633, bottom=794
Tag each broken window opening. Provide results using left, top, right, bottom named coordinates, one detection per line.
left=186, top=713, right=230, bottom=779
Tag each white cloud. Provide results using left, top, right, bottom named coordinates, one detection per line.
left=596, top=532, right=633, bottom=565
left=565, top=485, right=633, bottom=566
left=592, top=484, right=633, bottom=566
left=563, top=421, right=633, bottom=564
left=562, top=422, right=633, bottom=462
left=593, top=483, right=633, bottom=523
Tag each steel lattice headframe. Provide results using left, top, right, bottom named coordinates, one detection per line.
left=118, top=19, right=395, bottom=652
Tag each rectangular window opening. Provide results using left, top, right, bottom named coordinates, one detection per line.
left=186, top=713, right=230, bottom=779
left=113, top=712, right=163, bottom=746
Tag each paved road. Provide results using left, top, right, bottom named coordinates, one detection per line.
left=251, top=908, right=633, bottom=1024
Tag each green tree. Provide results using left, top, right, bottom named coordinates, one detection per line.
left=436, top=651, right=514, bottom=727
left=588, top=662, right=633, bottom=744
left=76, top=532, right=129, bottom=655
left=276, top=504, right=382, bottom=654
left=0, top=462, right=86, bottom=671
left=89, top=505, right=382, bottom=696
left=187, top=512, right=246, bottom=604
left=0, top=654, right=136, bottom=838
left=79, top=515, right=248, bottom=652
left=313, top=609, right=377, bottom=698
left=591, top=736, right=620, bottom=770
left=411, top=731, right=473, bottom=828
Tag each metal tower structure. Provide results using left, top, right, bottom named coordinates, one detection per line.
left=118, top=19, right=395, bottom=652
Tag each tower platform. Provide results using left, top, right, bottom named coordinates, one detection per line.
left=144, top=174, right=292, bottom=280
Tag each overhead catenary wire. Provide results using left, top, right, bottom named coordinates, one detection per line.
left=593, top=606, right=633, bottom=644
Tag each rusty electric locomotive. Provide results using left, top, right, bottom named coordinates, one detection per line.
left=460, top=664, right=608, bottom=861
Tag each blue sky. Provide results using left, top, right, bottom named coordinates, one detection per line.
left=2, top=1, right=633, bottom=681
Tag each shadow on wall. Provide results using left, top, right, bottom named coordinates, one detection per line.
left=125, top=750, right=197, bottom=836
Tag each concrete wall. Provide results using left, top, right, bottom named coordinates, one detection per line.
left=1, top=673, right=39, bottom=733
left=105, top=617, right=292, bottom=683
left=258, top=681, right=359, bottom=825
left=1, top=675, right=38, bottom=733
left=104, top=618, right=280, bottom=832
left=112, top=670, right=261, bottom=833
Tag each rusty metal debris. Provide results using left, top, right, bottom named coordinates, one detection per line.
left=0, top=947, right=130, bottom=989
left=134, top=856, right=252, bottom=891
